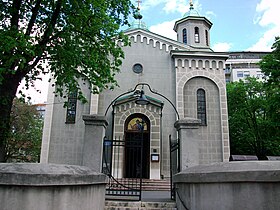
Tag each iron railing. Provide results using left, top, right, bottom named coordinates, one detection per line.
left=102, top=137, right=143, bottom=201
left=169, top=135, right=180, bottom=200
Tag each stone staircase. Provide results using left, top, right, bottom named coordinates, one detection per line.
left=104, top=201, right=177, bottom=210
left=141, top=179, right=171, bottom=191
left=104, top=179, right=176, bottom=209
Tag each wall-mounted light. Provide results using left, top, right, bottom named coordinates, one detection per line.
left=135, top=90, right=150, bottom=105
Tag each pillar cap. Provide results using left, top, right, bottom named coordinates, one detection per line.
left=174, top=161, right=280, bottom=183
left=83, top=114, right=108, bottom=126
left=174, top=117, right=201, bottom=130
left=0, top=163, right=107, bottom=186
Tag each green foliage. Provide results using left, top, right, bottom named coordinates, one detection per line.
left=259, top=36, right=280, bottom=125
left=259, top=37, right=280, bottom=88
left=0, top=0, right=133, bottom=98
left=6, top=99, right=43, bottom=162
left=0, top=0, right=133, bottom=161
left=228, top=38, right=280, bottom=159
left=227, top=77, right=280, bottom=159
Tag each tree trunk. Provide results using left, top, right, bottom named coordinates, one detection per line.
left=0, top=75, right=21, bottom=162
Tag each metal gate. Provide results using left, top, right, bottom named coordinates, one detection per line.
left=102, top=136, right=144, bottom=201
left=169, top=135, right=180, bottom=200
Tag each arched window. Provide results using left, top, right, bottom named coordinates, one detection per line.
left=183, top=28, right=187, bottom=44
left=66, top=90, right=77, bottom=123
left=205, top=30, right=209, bottom=46
left=195, top=27, right=200, bottom=43
left=197, top=89, right=206, bottom=125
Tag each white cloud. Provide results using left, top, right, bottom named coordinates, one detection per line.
left=141, top=0, right=163, bottom=10
left=163, top=0, right=188, bottom=15
left=212, top=43, right=232, bottom=52
left=149, top=20, right=177, bottom=41
left=247, top=27, right=278, bottom=51
left=142, top=0, right=201, bottom=16
left=255, top=0, right=279, bottom=27
left=248, top=0, right=280, bottom=51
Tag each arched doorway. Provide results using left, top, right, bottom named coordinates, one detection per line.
left=124, top=114, right=150, bottom=179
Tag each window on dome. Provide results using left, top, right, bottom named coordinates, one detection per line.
left=183, top=28, right=187, bottom=44
left=195, top=27, right=200, bottom=43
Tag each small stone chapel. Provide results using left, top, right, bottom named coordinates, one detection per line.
left=41, top=1, right=230, bottom=180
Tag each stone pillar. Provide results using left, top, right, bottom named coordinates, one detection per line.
left=174, top=118, right=201, bottom=171
left=82, top=115, right=108, bottom=172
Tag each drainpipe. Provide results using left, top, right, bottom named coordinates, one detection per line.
left=111, top=104, right=115, bottom=140
left=160, top=103, right=163, bottom=179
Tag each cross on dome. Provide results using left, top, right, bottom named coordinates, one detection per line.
left=136, top=0, right=142, bottom=10
left=127, top=0, right=148, bottom=30
left=183, top=0, right=199, bottom=17
left=189, top=0, right=194, bottom=10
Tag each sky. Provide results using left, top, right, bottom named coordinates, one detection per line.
left=21, top=0, right=280, bottom=104
left=140, top=0, right=280, bottom=51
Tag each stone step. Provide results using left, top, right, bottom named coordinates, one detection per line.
left=142, top=180, right=170, bottom=191
left=104, top=201, right=177, bottom=210
left=113, top=179, right=171, bottom=191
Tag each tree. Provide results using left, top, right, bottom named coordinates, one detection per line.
left=259, top=36, right=280, bottom=125
left=228, top=38, right=280, bottom=159
left=227, top=78, right=280, bottom=159
left=260, top=37, right=280, bottom=88
left=6, top=98, right=43, bottom=162
left=0, top=0, right=133, bottom=161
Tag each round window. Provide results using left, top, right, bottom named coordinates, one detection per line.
left=133, top=63, right=143, bottom=74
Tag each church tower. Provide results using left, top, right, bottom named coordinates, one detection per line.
left=174, top=0, right=212, bottom=48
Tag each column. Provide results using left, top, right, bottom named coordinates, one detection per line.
left=82, top=115, right=108, bottom=172
left=174, top=118, right=201, bottom=171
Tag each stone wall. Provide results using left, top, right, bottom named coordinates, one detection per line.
left=0, top=164, right=107, bottom=210
left=174, top=161, right=280, bottom=210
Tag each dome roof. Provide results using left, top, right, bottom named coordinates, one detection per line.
left=127, top=7, right=148, bottom=31
left=129, top=20, right=148, bottom=30
left=183, top=2, right=200, bottom=17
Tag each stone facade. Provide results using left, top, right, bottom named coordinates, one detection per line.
left=41, top=7, right=230, bottom=179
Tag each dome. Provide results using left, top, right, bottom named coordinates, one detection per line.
left=129, top=20, right=148, bottom=30
left=183, top=2, right=200, bottom=17
left=127, top=7, right=148, bottom=31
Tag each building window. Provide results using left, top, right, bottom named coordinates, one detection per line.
left=197, top=89, right=207, bottom=125
left=205, top=30, right=209, bottom=46
left=195, top=27, right=200, bottom=43
left=66, top=91, right=77, bottom=123
left=237, top=71, right=243, bottom=77
left=183, top=28, right=187, bottom=44
left=132, top=63, right=143, bottom=74
left=244, top=71, right=250, bottom=78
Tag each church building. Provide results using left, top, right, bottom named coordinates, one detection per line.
left=41, top=1, right=230, bottom=180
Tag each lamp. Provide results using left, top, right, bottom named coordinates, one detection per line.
left=135, top=90, right=150, bottom=105
left=105, top=83, right=179, bottom=120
